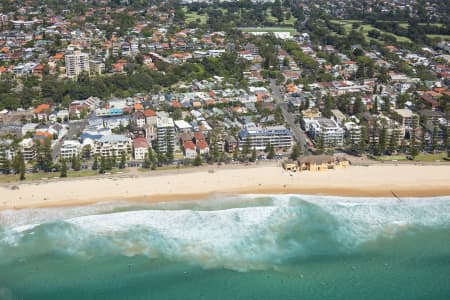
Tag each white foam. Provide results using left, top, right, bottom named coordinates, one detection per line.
left=1, top=194, right=449, bottom=271
left=64, top=207, right=293, bottom=270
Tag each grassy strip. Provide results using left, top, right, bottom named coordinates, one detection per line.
left=238, top=27, right=297, bottom=33
left=0, top=169, right=129, bottom=184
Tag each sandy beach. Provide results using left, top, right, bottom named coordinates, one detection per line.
left=0, top=164, right=449, bottom=210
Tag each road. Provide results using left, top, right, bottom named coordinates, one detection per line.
left=52, top=119, right=88, bottom=160
left=270, top=80, right=309, bottom=154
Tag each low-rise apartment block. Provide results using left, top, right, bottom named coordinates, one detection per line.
left=239, top=124, right=292, bottom=150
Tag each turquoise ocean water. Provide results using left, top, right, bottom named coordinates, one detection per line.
left=0, top=194, right=449, bottom=300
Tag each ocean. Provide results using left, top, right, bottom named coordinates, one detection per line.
left=0, top=194, right=449, bottom=300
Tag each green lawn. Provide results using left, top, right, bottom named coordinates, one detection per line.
left=375, top=153, right=448, bottom=162
left=427, top=34, right=450, bottom=40
left=184, top=8, right=207, bottom=24
left=376, top=155, right=408, bottom=161
left=238, top=27, right=297, bottom=34
left=330, top=20, right=412, bottom=43
left=265, top=8, right=297, bottom=25
left=0, top=169, right=129, bottom=184
left=414, top=153, right=448, bottom=162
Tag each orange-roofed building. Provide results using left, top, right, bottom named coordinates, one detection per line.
left=286, top=83, right=296, bottom=93
left=144, top=109, right=156, bottom=117
left=144, top=109, right=157, bottom=125
left=134, top=103, right=144, bottom=111
left=53, top=53, right=64, bottom=60
left=205, top=99, right=215, bottom=106
left=433, top=87, right=446, bottom=93
left=193, top=131, right=205, bottom=143
left=34, top=104, right=51, bottom=121
left=196, top=140, right=209, bottom=155
left=33, top=64, right=45, bottom=77
left=171, top=100, right=183, bottom=108
left=34, top=131, right=52, bottom=138
left=183, top=140, right=196, bottom=159
left=34, top=104, right=50, bottom=113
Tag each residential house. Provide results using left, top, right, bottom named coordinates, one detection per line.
left=183, top=140, right=196, bottom=159
left=133, top=137, right=149, bottom=160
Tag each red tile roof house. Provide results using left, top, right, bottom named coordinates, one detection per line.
left=193, top=131, right=205, bottom=144
left=196, top=139, right=209, bottom=155
left=144, top=109, right=157, bottom=125
left=34, top=104, right=51, bottom=121
left=183, top=140, right=197, bottom=159
left=133, top=137, right=149, bottom=160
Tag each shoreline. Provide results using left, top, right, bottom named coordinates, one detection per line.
left=1, top=164, right=449, bottom=210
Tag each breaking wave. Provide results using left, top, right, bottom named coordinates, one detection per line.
left=1, top=195, right=449, bottom=271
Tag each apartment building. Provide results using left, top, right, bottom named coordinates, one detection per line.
left=239, top=124, right=292, bottom=150
left=156, top=117, right=175, bottom=153
left=305, top=118, right=345, bottom=147
left=60, top=140, right=81, bottom=160
left=19, top=138, right=36, bottom=161
left=344, top=122, right=362, bottom=145
left=65, top=50, right=90, bottom=78
left=392, top=109, right=419, bottom=131
left=133, top=137, right=149, bottom=160
left=92, top=134, right=132, bottom=157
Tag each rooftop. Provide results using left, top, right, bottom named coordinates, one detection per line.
left=394, top=109, right=417, bottom=118
left=133, top=137, right=149, bottom=148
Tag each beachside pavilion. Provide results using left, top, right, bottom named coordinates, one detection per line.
left=282, top=155, right=350, bottom=172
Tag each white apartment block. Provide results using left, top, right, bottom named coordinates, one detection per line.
left=305, top=118, right=345, bottom=147
left=393, top=109, right=419, bottom=131
left=344, top=122, right=362, bottom=145
left=60, top=140, right=81, bottom=160
left=65, top=50, right=90, bottom=78
left=239, top=124, right=292, bottom=150
left=19, top=138, right=36, bottom=161
left=156, top=117, right=175, bottom=153
left=133, top=138, right=149, bottom=160
left=93, top=134, right=132, bottom=158
left=89, top=60, right=105, bottom=75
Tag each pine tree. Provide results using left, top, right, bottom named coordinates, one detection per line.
left=119, top=151, right=126, bottom=169
left=377, top=126, right=387, bottom=156
left=16, top=152, right=26, bottom=181
left=251, top=147, right=257, bottom=162
left=99, top=156, right=106, bottom=174
left=43, top=138, right=53, bottom=172
left=148, top=147, right=154, bottom=163
left=410, top=128, right=419, bottom=159
left=193, top=154, right=202, bottom=166
left=431, top=124, right=438, bottom=153
left=242, top=136, right=251, bottom=157
left=166, top=142, right=174, bottom=162
left=60, top=158, right=67, bottom=178
left=111, top=153, right=117, bottom=168
left=290, top=144, right=300, bottom=160
left=316, top=135, right=325, bottom=154
left=92, top=155, right=99, bottom=170
left=142, top=153, right=151, bottom=169
left=370, top=121, right=379, bottom=155
left=267, top=143, right=275, bottom=159
left=71, top=154, right=81, bottom=171
left=106, top=157, right=113, bottom=170
left=233, top=147, right=239, bottom=161
left=388, top=129, right=399, bottom=155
